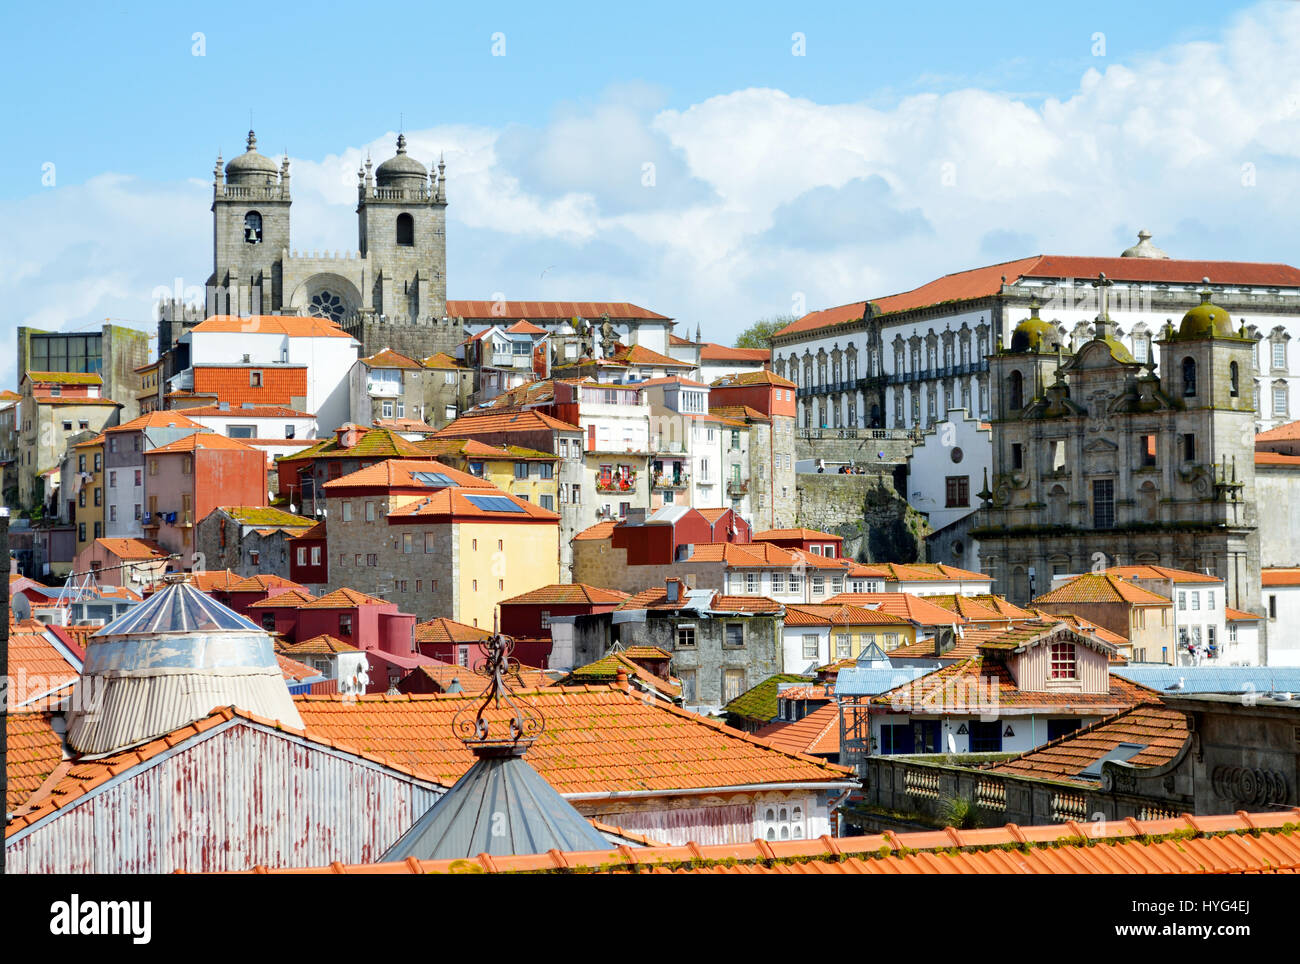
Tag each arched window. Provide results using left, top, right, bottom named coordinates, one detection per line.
left=765, top=808, right=775, bottom=822
left=1008, top=370, right=1024, bottom=411
left=1182, top=357, right=1197, bottom=397
left=244, top=211, right=262, bottom=244
left=779, top=826, right=790, bottom=840
left=766, top=827, right=775, bottom=841
left=396, top=213, right=415, bottom=246
left=1230, top=361, right=1240, bottom=397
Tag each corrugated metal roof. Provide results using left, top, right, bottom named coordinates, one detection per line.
left=94, top=582, right=260, bottom=636
left=834, top=666, right=935, bottom=696
left=1111, top=665, right=1300, bottom=694
left=381, top=753, right=608, bottom=861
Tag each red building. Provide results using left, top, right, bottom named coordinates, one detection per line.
left=611, top=505, right=751, bottom=566
left=246, top=588, right=317, bottom=639
left=753, top=527, right=843, bottom=559
left=296, top=588, right=422, bottom=692
left=222, top=574, right=308, bottom=616
left=707, top=370, right=797, bottom=419
left=413, top=617, right=493, bottom=665
left=287, top=522, right=328, bottom=589
left=497, top=583, right=630, bottom=660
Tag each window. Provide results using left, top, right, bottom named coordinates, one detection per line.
left=78, top=454, right=86, bottom=473
left=1274, top=384, right=1288, bottom=417
left=1207, top=591, right=1216, bottom=610
left=835, top=634, right=851, bottom=658
left=1008, top=370, right=1024, bottom=410
left=968, top=720, right=1003, bottom=753
left=1140, top=434, right=1156, bottom=467
left=365, top=502, right=376, bottom=522
left=1050, top=642, right=1077, bottom=679
left=402, top=533, right=415, bottom=554
left=730, top=429, right=740, bottom=450
left=771, top=572, right=784, bottom=594
left=244, top=211, right=262, bottom=243
left=1269, top=594, right=1277, bottom=619
left=1181, top=357, right=1196, bottom=397
left=339, top=614, right=353, bottom=637
left=538, top=462, right=553, bottom=480
left=724, top=623, right=745, bottom=647
left=1191, top=591, right=1200, bottom=611
left=182, top=456, right=193, bottom=475
left=540, top=495, right=554, bottom=511
left=396, top=212, right=415, bottom=246
left=945, top=476, right=969, bottom=508
left=297, top=547, right=307, bottom=566
left=366, top=553, right=378, bottom=566
left=812, top=575, right=824, bottom=595
left=262, top=614, right=276, bottom=631
left=62, top=421, right=72, bottom=432
left=1230, top=361, right=1240, bottom=397
left=250, top=370, right=263, bottom=388
left=381, top=400, right=394, bottom=419
left=1011, top=443, right=1023, bottom=470
left=788, top=572, right=802, bottom=594
left=341, top=501, right=353, bottom=522
left=745, top=572, right=759, bottom=593
left=723, top=669, right=746, bottom=703
left=78, top=523, right=86, bottom=541
left=1047, top=718, right=1081, bottom=741
left=228, top=424, right=256, bottom=439
left=676, top=625, right=696, bottom=649
left=1273, top=340, right=1287, bottom=370
left=1092, top=479, right=1114, bottom=529
left=514, top=462, right=529, bottom=479
left=134, top=469, right=141, bottom=487
left=680, top=670, right=697, bottom=702
left=1183, top=433, right=1195, bottom=463
left=134, top=504, right=141, bottom=520
left=247, top=549, right=257, bottom=564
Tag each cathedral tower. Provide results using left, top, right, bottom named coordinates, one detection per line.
left=209, top=130, right=291, bottom=316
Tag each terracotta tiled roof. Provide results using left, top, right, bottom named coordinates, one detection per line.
left=754, top=528, right=842, bottom=542
left=699, top=343, right=770, bottom=362
left=709, top=370, right=796, bottom=388
left=618, top=587, right=782, bottom=613
left=229, top=574, right=305, bottom=593
left=300, top=587, right=391, bottom=609
left=414, top=438, right=514, bottom=459
left=181, top=404, right=314, bottom=418
left=421, top=351, right=466, bottom=370
left=923, top=594, right=1015, bottom=623
left=247, top=588, right=316, bottom=608
left=1105, top=565, right=1223, bottom=584
left=775, top=255, right=1300, bottom=337
left=103, top=410, right=205, bottom=433
left=1225, top=607, right=1261, bottom=622
left=280, top=634, right=361, bottom=655
left=621, top=645, right=671, bottom=661
left=635, top=375, right=710, bottom=388
left=753, top=702, right=840, bottom=757
left=499, top=583, right=629, bottom=606
left=872, top=655, right=1154, bottom=712
left=434, top=409, right=581, bottom=436
left=967, top=594, right=1036, bottom=619
left=191, top=315, right=355, bottom=338
left=277, top=426, right=429, bottom=463
left=6, top=711, right=64, bottom=812
left=412, top=660, right=554, bottom=694
left=686, top=542, right=801, bottom=567
left=504, top=319, right=547, bottom=335
left=1262, top=568, right=1300, bottom=587
left=447, top=301, right=670, bottom=321
left=990, top=703, right=1189, bottom=786
left=1029, top=611, right=1130, bottom=650
left=292, top=687, right=851, bottom=793
left=708, top=404, right=770, bottom=421
left=568, top=652, right=681, bottom=698
left=1034, top=572, right=1172, bottom=606
left=868, top=562, right=991, bottom=582
left=783, top=604, right=910, bottom=628
left=573, top=521, right=618, bottom=541
left=1254, top=451, right=1300, bottom=467
left=91, top=537, right=168, bottom=561
left=147, top=432, right=260, bottom=455
left=360, top=348, right=422, bottom=369
left=1256, top=419, right=1300, bottom=442
left=241, top=809, right=1300, bottom=874
left=8, top=620, right=80, bottom=705
left=386, top=486, right=560, bottom=522
left=414, top=617, right=492, bottom=646
left=277, top=653, right=322, bottom=682
left=824, top=593, right=965, bottom=627
left=322, top=458, right=496, bottom=492
left=187, top=570, right=242, bottom=592
left=72, top=433, right=106, bottom=448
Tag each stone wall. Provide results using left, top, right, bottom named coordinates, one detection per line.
left=795, top=472, right=928, bottom=564
left=795, top=430, right=914, bottom=466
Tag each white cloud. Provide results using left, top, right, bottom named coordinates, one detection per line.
left=5, top=2, right=1300, bottom=391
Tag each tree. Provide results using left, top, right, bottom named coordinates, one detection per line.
left=734, top=315, right=795, bottom=350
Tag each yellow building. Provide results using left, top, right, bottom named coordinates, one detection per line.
left=320, top=458, right=560, bottom=628
left=415, top=438, right=561, bottom=514
left=71, top=434, right=106, bottom=557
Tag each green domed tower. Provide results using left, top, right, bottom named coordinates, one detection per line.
left=1157, top=280, right=1255, bottom=414
left=989, top=301, right=1070, bottom=420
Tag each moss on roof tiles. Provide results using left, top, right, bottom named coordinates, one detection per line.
left=724, top=673, right=814, bottom=724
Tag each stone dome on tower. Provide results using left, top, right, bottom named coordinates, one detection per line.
left=1121, top=229, right=1171, bottom=259
left=1176, top=282, right=1235, bottom=340
left=375, top=133, right=428, bottom=186
left=1009, top=302, right=1062, bottom=353
left=224, top=129, right=281, bottom=184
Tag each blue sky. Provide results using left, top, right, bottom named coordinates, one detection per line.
left=2, top=1, right=1295, bottom=382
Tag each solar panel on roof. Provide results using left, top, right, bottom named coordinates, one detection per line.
left=465, top=494, right=525, bottom=513
left=412, top=471, right=457, bottom=487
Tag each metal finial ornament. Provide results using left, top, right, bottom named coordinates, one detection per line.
left=451, top=630, right=544, bottom=755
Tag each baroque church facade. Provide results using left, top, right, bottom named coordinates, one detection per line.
left=161, top=130, right=461, bottom=365
left=976, top=283, right=1260, bottom=617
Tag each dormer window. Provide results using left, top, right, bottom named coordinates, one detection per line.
left=244, top=211, right=262, bottom=244
left=1050, top=642, right=1077, bottom=680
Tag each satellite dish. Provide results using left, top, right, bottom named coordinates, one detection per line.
left=946, top=732, right=957, bottom=754
left=12, top=595, right=31, bottom=621
left=289, top=503, right=297, bottom=514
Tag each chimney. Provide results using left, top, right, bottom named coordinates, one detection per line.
left=614, top=665, right=630, bottom=693
left=665, top=577, right=682, bottom=604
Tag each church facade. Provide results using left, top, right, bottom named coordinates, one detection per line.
left=162, top=130, right=461, bottom=365
left=975, top=284, right=1261, bottom=627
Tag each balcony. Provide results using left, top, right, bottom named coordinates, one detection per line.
left=597, top=475, right=637, bottom=493
left=727, top=478, right=749, bottom=495
left=652, top=473, right=690, bottom=490
left=588, top=444, right=652, bottom=456
left=797, top=427, right=922, bottom=442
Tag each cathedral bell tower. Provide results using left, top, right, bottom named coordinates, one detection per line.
left=209, top=129, right=291, bottom=317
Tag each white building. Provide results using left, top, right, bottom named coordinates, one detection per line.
left=772, top=237, right=1300, bottom=434
left=1262, top=568, right=1300, bottom=666
left=174, top=315, right=360, bottom=433
left=906, top=408, right=991, bottom=572
left=182, top=403, right=318, bottom=443
left=697, top=343, right=770, bottom=383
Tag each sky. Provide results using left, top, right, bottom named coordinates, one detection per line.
left=3, top=0, right=1299, bottom=385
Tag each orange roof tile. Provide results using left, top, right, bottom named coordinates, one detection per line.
left=187, top=570, right=242, bottom=592
left=90, top=537, right=168, bottom=561
left=421, top=351, right=467, bottom=370
left=435, top=409, right=581, bottom=436
left=280, top=634, right=361, bottom=655
left=8, top=620, right=80, bottom=705
left=360, top=347, right=423, bottom=369
left=1105, top=565, right=1223, bottom=584
left=1255, top=419, right=1300, bottom=442
left=710, top=370, right=797, bottom=388
left=247, top=589, right=317, bottom=609
left=414, top=617, right=492, bottom=646
left=1225, top=607, right=1261, bottom=622
left=191, top=315, right=356, bottom=338
left=300, top=587, right=391, bottom=610
left=292, top=687, right=850, bottom=793
left=147, top=432, right=261, bottom=455
left=783, top=604, right=910, bottom=628
left=103, top=410, right=205, bottom=433
left=411, top=660, right=554, bottom=694
left=322, top=458, right=496, bottom=492
left=229, top=574, right=306, bottom=593
left=499, top=583, right=630, bottom=606
left=699, top=343, right=771, bottom=362
left=991, top=703, right=1189, bottom=786
left=753, top=702, right=840, bottom=757
left=277, top=653, right=322, bottom=682
left=447, top=300, right=670, bottom=321
left=504, top=319, right=547, bottom=335
left=180, top=404, right=315, bottom=419
left=386, top=486, right=559, bottom=522
left=6, top=711, right=65, bottom=812
left=573, top=521, right=618, bottom=541
left=1034, top=572, right=1172, bottom=606
left=824, top=592, right=965, bottom=627
left=1262, top=568, right=1300, bottom=587
left=754, top=528, right=842, bottom=542
left=240, top=809, right=1300, bottom=874
left=568, top=652, right=681, bottom=697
